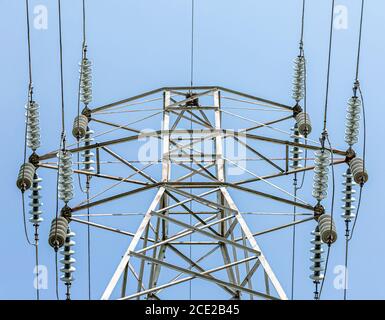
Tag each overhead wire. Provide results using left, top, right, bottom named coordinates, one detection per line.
left=22, top=0, right=34, bottom=247
left=77, top=0, right=92, bottom=300
left=291, top=0, right=307, bottom=300
left=315, top=0, right=336, bottom=300
left=343, top=0, right=366, bottom=300
left=188, top=0, right=195, bottom=300
left=23, top=0, right=41, bottom=301
left=53, top=0, right=68, bottom=300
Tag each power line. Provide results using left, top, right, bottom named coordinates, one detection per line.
left=322, top=0, right=336, bottom=132
left=344, top=0, right=366, bottom=300
left=316, top=0, right=337, bottom=300
left=190, top=0, right=195, bottom=88
left=58, top=0, right=66, bottom=137
left=291, top=0, right=307, bottom=300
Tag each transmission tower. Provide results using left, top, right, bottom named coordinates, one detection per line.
left=16, top=0, right=369, bottom=300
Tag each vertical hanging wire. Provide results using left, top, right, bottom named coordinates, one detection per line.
left=322, top=0, right=336, bottom=133
left=22, top=0, right=34, bottom=247
left=297, top=0, right=309, bottom=190
left=54, top=0, right=68, bottom=300
left=290, top=176, right=297, bottom=300
left=23, top=0, right=41, bottom=301
left=76, top=0, right=87, bottom=194
left=77, top=0, right=92, bottom=300
left=291, top=0, right=306, bottom=300
left=86, top=177, right=92, bottom=299
left=344, top=0, right=366, bottom=300
left=190, top=0, right=195, bottom=90
left=188, top=0, right=195, bottom=300
left=317, top=0, right=337, bottom=300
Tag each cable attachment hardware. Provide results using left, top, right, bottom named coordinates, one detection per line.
left=29, top=173, right=43, bottom=225
left=16, top=163, right=36, bottom=191
left=58, top=150, right=74, bottom=203
left=48, top=216, right=69, bottom=249
left=312, top=149, right=331, bottom=202
left=349, top=157, right=368, bottom=185
left=341, top=168, right=356, bottom=222
left=318, top=214, right=337, bottom=245
left=72, top=114, right=89, bottom=140
left=25, top=100, right=41, bottom=151
left=290, top=123, right=303, bottom=169
left=292, top=55, right=305, bottom=102
left=295, top=112, right=312, bottom=137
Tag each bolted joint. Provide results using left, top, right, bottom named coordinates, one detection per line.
left=292, top=103, right=303, bottom=117
left=29, top=152, right=40, bottom=167
left=345, top=148, right=356, bottom=163
left=313, top=204, right=325, bottom=221
left=353, top=79, right=360, bottom=97
left=81, top=106, right=92, bottom=120
left=61, top=205, right=72, bottom=221
left=186, top=93, right=199, bottom=107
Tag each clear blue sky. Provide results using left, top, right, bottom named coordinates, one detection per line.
left=0, top=0, right=384, bottom=300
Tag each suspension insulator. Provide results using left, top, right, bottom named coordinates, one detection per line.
left=72, top=114, right=89, bottom=139
left=48, top=217, right=69, bottom=248
left=318, top=214, right=337, bottom=244
left=349, top=157, right=368, bottom=185
left=60, top=228, right=76, bottom=284
left=312, top=150, right=330, bottom=202
left=341, top=168, right=356, bottom=221
left=29, top=173, right=43, bottom=225
left=292, top=55, right=305, bottom=102
left=295, top=112, right=312, bottom=136
left=81, top=128, right=95, bottom=172
left=58, top=150, right=74, bottom=203
left=16, top=163, right=35, bottom=191
left=344, top=96, right=361, bottom=147
left=290, top=124, right=303, bottom=169
left=80, top=58, right=92, bottom=105
left=310, top=227, right=325, bottom=282
left=25, top=101, right=41, bottom=151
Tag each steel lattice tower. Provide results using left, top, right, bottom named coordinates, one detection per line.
left=28, top=86, right=351, bottom=300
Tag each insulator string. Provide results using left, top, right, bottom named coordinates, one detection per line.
left=317, top=136, right=336, bottom=299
